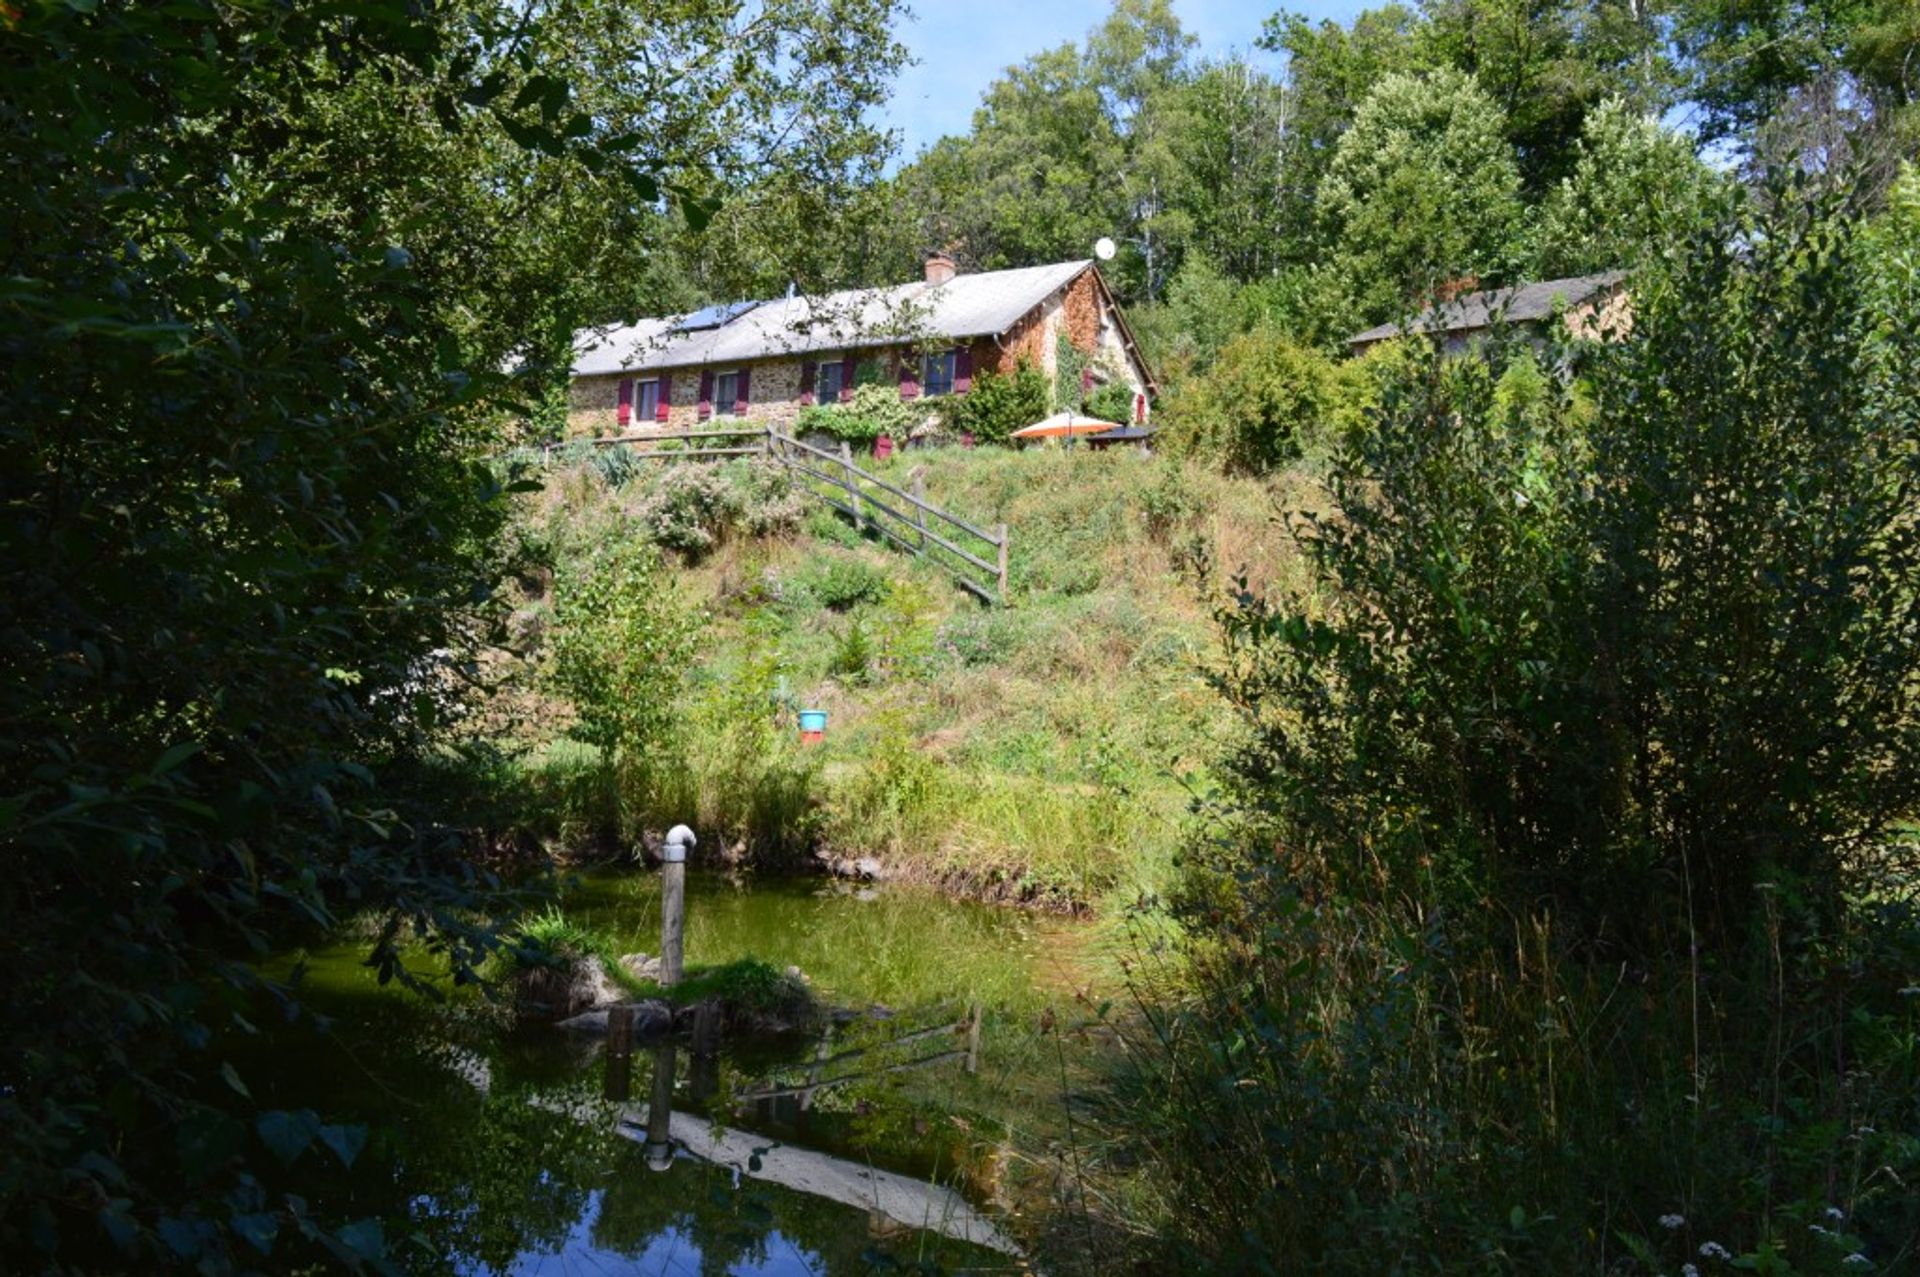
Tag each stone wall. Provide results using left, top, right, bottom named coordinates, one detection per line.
left=567, top=373, right=626, bottom=437
left=565, top=357, right=816, bottom=437
left=980, top=269, right=1148, bottom=408
left=1565, top=285, right=1633, bottom=342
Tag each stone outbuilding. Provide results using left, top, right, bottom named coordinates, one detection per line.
left=1347, top=271, right=1631, bottom=356
left=565, top=256, right=1157, bottom=438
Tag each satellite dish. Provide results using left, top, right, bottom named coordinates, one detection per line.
left=1094, top=236, right=1117, bottom=261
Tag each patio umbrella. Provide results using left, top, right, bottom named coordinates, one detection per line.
left=1010, top=412, right=1124, bottom=440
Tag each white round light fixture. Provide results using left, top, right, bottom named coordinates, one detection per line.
left=1094, top=236, right=1117, bottom=261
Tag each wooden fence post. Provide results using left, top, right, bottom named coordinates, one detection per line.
left=839, top=441, right=865, bottom=532
left=605, top=1003, right=634, bottom=1101
left=965, top=1003, right=982, bottom=1075
left=910, top=469, right=927, bottom=551
left=994, top=524, right=1009, bottom=601
left=661, top=824, right=694, bottom=987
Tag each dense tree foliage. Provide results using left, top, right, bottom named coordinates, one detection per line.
left=864, top=0, right=1912, bottom=383
left=1135, top=172, right=1920, bottom=1277
left=1321, top=66, right=1527, bottom=316
left=0, top=0, right=902, bottom=1269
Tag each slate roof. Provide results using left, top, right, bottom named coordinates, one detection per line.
left=1347, top=271, right=1628, bottom=347
left=572, top=260, right=1095, bottom=376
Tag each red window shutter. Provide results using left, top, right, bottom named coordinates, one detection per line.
left=697, top=370, right=714, bottom=421
left=1133, top=391, right=1146, bottom=423
left=656, top=373, right=672, bottom=422
left=898, top=356, right=919, bottom=401
left=1079, top=366, right=1093, bottom=396
left=616, top=377, right=634, bottom=427
left=839, top=356, right=855, bottom=403
left=953, top=348, right=973, bottom=394
left=799, top=360, right=816, bottom=406
left=735, top=367, right=751, bottom=415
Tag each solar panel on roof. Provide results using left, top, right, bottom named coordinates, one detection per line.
left=671, top=299, right=761, bottom=333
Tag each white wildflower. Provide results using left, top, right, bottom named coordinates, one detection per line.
left=1682, top=1265, right=1700, bottom=1277
left=1826, top=1205, right=1846, bottom=1222
left=1660, top=1214, right=1687, bottom=1230
left=1843, top=1255, right=1870, bottom=1268
left=1811, top=1224, right=1831, bottom=1237
left=1700, top=1241, right=1733, bottom=1261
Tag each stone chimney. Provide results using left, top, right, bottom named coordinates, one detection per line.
left=924, top=253, right=957, bottom=286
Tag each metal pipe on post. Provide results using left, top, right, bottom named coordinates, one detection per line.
left=661, top=824, right=694, bottom=988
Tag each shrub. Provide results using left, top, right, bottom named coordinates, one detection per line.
left=547, top=538, right=700, bottom=765
left=797, top=381, right=916, bottom=444
left=827, top=617, right=875, bottom=683
left=1133, top=180, right=1920, bottom=1272
left=949, top=358, right=1050, bottom=445
left=796, top=556, right=889, bottom=612
left=1157, top=329, right=1364, bottom=472
left=1083, top=379, right=1136, bottom=424
left=730, top=460, right=808, bottom=537
left=626, top=463, right=738, bottom=556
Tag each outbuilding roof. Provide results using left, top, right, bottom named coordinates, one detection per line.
left=1347, top=271, right=1628, bottom=347
left=572, top=260, right=1096, bottom=376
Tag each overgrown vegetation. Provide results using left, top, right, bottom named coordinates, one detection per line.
left=0, top=0, right=907, bottom=1267
left=1091, top=179, right=1920, bottom=1275
left=468, top=447, right=1305, bottom=909
left=946, top=359, right=1051, bottom=444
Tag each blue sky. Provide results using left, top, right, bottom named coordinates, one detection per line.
left=884, top=0, right=1371, bottom=162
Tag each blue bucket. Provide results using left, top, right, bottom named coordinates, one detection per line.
left=798, top=709, right=828, bottom=734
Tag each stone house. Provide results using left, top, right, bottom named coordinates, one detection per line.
left=1347, top=271, right=1630, bottom=356
left=565, top=256, right=1158, bottom=438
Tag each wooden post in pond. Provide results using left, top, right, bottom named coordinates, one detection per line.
left=645, top=1043, right=677, bottom=1172
left=692, top=999, right=721, bottom=1059
left=661, top=824, right=694, bottom=988
left=605, top=1003, right=635, bottom=1102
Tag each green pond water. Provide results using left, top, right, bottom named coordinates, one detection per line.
left=253, top=871, right=1101, bottom=1275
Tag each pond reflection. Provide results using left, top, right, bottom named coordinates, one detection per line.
left=618, top=1035, right=1021, bottom=1261
left=259, top=874, right=1072, bottom=1275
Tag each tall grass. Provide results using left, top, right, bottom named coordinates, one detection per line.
left=473, top=444, right=1297, bottom=909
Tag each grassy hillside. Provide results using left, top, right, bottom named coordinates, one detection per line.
left=469, top=445, right=1316, bottom=910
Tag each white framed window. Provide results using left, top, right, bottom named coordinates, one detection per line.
left=714, top=371, right=739, bottom=416
left=921, top=350, right=956, bottom=397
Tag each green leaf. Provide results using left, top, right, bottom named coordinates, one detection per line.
left=336, top=1218, right=386, bottom=1261
left=176, top=1109, right=245, bottom=1182
left=151, top=740, right=201, bottom=775
left=317, top=1122, right=368, bottom=1170
left=230, top=1211, right=279, bottom=1255
left=255, top=1109, right=321, bottom=1167
left=219, top=1061, right=250, bottom=1099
